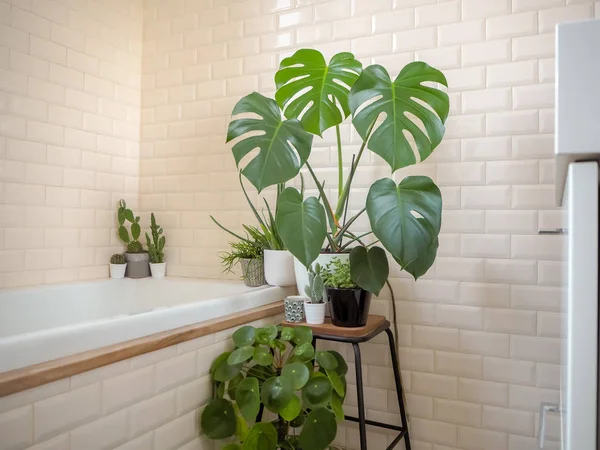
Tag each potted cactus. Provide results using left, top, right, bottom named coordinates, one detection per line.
left=304, top=263, right=326, bottom=324
left=117, top=199, right=150, bottom=278
left=146, top=213, right=166, bottom=278
left=109, top=253, right=127, bottom=279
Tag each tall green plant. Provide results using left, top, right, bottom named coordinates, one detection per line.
left=145, top=213, right=165, bottom=264
left=117, top=199, right=144, bottom=253
left=225, top=49, right=449, bottom=295
left=199, top=325, right=347, bottom=450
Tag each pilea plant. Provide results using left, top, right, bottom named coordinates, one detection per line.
left=110, top=253, right=126, bottom=265
left=200, top=325, right=347, bottom=450
left=226, top=49, right=448, bottom=296
left=117, top=199, right=144, bottom=253
left=304, top=264, right=324, bottom=304
left=322, top=259, right=356, bottom=289
left=145, top=213, right=165, bottom=264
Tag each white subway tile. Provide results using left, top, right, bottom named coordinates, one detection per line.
left=413, top=325, right=458, bottom=351
left=434, top=398, right=481, bottom=427
left=510, top=335, right=561, bottom=364
left=511, top=285, right=563, bottom=312
left=487, top=160, right=538, bottom=185
left=535, top=363, right=561, bottom=390
left=435, top=304, right=483, bottom=330
left=441, top=210, right=485, bottom=233
left=487, top=61, right=537, bottom=88
left=486, top=12, right=537, bottom=39
left=460, top=282, right=510, bottom=308
left=435, top=351, right=482, bottom=379
left=129, top=390, right=176, bottom=438
left=11, top=6, right=51, bottom=39
left=511, top=235, right=565, bottom=261
left=509, top=385, right=559, bottom=412
left=462, top=137, right=510, bottom=161
left=416, top=1, right=460, bottom=27
left=436, top=257, right=485, bottom=282
left=373, top=9, right=414, bottom=33
left=484, top=357, right=535, bottom=386
left=483, top=405, right=534, bottom=436
left=462, top=186, right=511, bottom=209
left=459, top=330, right=509, bottom=358
left=411, top=418, right=458, bottom=447
left=69, top=410, right=128, bottom=450
left=404, top=393, right=433, bottom=419
left=486, top=210, right=537, bottom=234
left=513, top=34, right=554, bottom=61
left=412, top=373, right=458, bottom=400
left=513, top=0, right=563, bottom=12
left=398, top=347, right=435, bottom=372
left=30, top=36, right=67, bottom=65
left=438, top=20, right=485, bottom=46
left=539, top=4, right=594, bottom=33
left=537, top=312, right=563, bottom=338
left=462, top=88, right=510, bottom=114
left=513, top=84, right=554, bottom=110
left=0, top=405, right=33, bottom=450
left=485, top=308, right=537, bottom=335
left=445, top=67, right=486, bottom=92
left=512, top=185, right=555, bottom=209
left=394, top=27, right=437, bottom=52
left=462, top=39, right=511, bottom=67
left=459, top=378, right=508, bottom=407
left=437, top=162, right=485, bottom=186
left=487, top=110, right=539, bottom=136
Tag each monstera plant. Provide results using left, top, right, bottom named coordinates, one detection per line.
left=226, top=49, right=449, bottom=295
left=199, top=325, right=347, bottom=450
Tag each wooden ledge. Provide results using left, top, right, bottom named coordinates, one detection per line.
left=0, top=301, right=284, bottom=398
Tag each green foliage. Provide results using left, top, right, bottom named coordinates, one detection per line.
left=321, top=258, right=357, bottom=289
left=199, top=325, right=347, bottom=450
left=110, top=253, right=126, bottom=264
left=145, top=213, right=165, bottom=263
left=219, top=236, right=264, bottom=274
left=117, top=200, right=144, bottom=253
left=349, top=246, right=389, bottom=295
left=304, top=263, right=325, bottom=304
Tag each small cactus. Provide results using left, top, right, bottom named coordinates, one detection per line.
left=110, top=253, right=126, bottom=264
left=117, top=199, right=144, bottom=253
left=304, top=263, right=325, bottom=304
left=145, top=212, right=165, bottom=263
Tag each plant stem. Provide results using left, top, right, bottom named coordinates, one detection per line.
left=336, top=125, right=343, bottom=200
left=305, top=161, right=338, bottom=233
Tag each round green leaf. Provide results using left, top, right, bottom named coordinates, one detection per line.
left=226, top=92, right=313, bottom=192
left=279, top=394, right=302, bottom=422
left=261, top=376, right=295, bottom=413
left=242, top=422, right=278, bottom=450
left=276, top=188, right=327, bottom=268
left=228, top=373, right=244, bottom=400
left=233, top=326, right=256, bottom=347
left=326, top=369, right=345, bottom=397
left=298, top=408, right=337, bottom=450
left=292, top=326, right=313, bottom=345
left=222, top=445, right=242, bottom=450
left=252, top=346, right=274, bottom=366
left=290, top=412, right=306, bottom=428
left=330, top=394, right=344, bottom=422
left=349, top=62, right=449, bottom=171
left=262, top=325, right=278, bottom=340
left=328, top=351, right=348, bottom=375
left=366, top=176, right=442, bottom=280
left=280, top=327, right=294, bottom=341
left=349, top=246, right=389, bottom=296
left=294, top=342, right=315, bottom=361
left=275, top=49, right=362, bottom=136
left=302, top=376, right=332, bottom=409
left=200, top=398, right=237, bottom=440
left=228, top=346, right=255, bottom=365
left=214, top=354, right=243, bottom=382
left=271, top=339, right=287, bottom=353
left=255, top=329, right=271, bottom=345
left=316, top=351, right=338, bottom=370
left=235, top=377, right=260, bottom=424
left=282, top=362, right=310, bottom=390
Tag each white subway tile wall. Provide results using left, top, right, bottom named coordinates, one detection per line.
left=0, top=0, right=143, bottom=288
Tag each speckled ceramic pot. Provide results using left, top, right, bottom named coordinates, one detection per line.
left=284, top=295, right=306, bottom=323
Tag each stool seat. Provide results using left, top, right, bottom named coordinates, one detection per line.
left=282, top=315, right=389, bottom=342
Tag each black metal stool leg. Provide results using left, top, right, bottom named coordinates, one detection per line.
left=353, top=342, right=368, bottom=450
left=385, top=328, right=411, bottom=450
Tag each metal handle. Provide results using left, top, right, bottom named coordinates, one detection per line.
left=538, top=402, right=562, bottom=449
left=538, top=228, right=568, bottom=235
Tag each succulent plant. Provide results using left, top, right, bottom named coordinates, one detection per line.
left=304, top=263, right=325, bottom=304
left=117, top=199, right=144, bottom=253
left=110, top=253, right=126, bottom=264
left=145, top=213, right=165, bottom=264
left=322, top=258, right=356, bottom=289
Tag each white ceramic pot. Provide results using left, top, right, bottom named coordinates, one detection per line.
left=294, top=252, right=350, bottom=296
left=264, top=249, right=296, bottom=287
left=109, top=263, right=127, bottom=279
left=150, top=262, right=166, bottom=278
left=304, top=301, right=326, bottom=325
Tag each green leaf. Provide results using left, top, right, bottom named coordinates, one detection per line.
left=261, top=376, right=295, bottom=413
left=272, top=339, right=287, bottom=353
left=366, top=176, right=442, bottom=280
left=316, top=351, right=338, bottom=370
left=263, top=325, right=278, bottom=340
left=292, top=326, right=313, bottom=346
left=222, top=445, right=242, bottom=450
left=210, top=352, right=231, bottom=377
left=228, top=346, right=255, bottom=365
left=293, top=342, right=315, bottom=361
left=326, top=369, right=345, bottom=397
left=200, top=398, right=237, bottom=439
left=275, top=49, right=362, bottom=136
left=349, top=246, right=389, bottom=296
left=255, top=328, right=271, bottom=345
left=117, top=209, right=126, bottom=226
left=242, top=422, right=278, bottom=450
left=298, top=408, right=337, bottom=450
left=124, top=209, right=134, bottom=223
left=235, top=377, right=260, bottom=424
left=302, top=376, right=332, bottom=409
left=118, top=225, right=130, bottom=244
left=349, top=62, right=449, bottom=171
left=214, top=354, right=243, bottom=382
left=282, top=362, right=310, bottom=390
left=233, top=326, right=256, bottom=347
left=226, top=92, right=313, bottom=192
left=130, top=222, right=140, bottom=241
left=279, top=394, right=302, bottom=422
left=228, top=373, right=244, bottom=400
left=276, top=188, right=327, bottom=268
left=329, top=351, right=348, bottom=376
left=253, top=346, right=274, bottom=366
left=290, top=412, right=306, bottom=428
left=280, top=327, right=294, bottom=341
left=330, top=394, right=344, bottom=422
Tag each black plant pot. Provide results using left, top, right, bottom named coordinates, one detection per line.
left=327, top=287, right=372, bottom=327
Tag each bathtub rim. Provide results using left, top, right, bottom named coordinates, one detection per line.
left=0, top=301, right=284, bottom=398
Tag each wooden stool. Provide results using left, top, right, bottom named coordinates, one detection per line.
left=284, top=316, right=411, bottom=450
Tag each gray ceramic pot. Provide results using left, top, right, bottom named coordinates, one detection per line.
left=240, top=258, right=265, bottom=287
left=125, top=252, right=150, bottom=278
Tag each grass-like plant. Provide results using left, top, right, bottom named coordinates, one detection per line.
left=220, top=237, right=263, bottom=274
left=322, top=258, right=357, bottom=289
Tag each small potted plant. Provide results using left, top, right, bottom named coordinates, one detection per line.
left=109, top=253, right=127, bottom=279
left=117, top=199, right=150, bottom=278
left=220, top=234, right=266, bottom=287
left=145, top=213, right=166, bottom=278
left=323, top=258, right=372, bottom=328
left=304, top=263, right=326, bottom=324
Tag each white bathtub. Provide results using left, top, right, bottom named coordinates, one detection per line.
left=0, top=278, right=292, bottom=373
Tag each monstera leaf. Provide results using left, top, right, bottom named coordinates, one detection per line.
left=275, top=49, right=362, bottom=136
left=276, top=187, right=327, bottom=268
left=349, top=246, right=389, bottom=296
left=349, top=62, right=449, bottom=171
left=366, top=177, right=442, bottom=279
left=226, top=92, right=313, bottom=192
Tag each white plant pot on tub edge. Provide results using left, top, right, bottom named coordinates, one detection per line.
left=150, top=262, right=166, bottom=278
left=109, top=263, right=127, bottom=279
left=264, top=249, right=296, bottom=287
left=304, top=301, right=326, bottom=325
left=294, top=252, right=350, bottom=296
